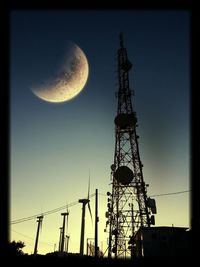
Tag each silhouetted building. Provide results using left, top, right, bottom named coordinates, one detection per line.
left=135, top=226, right=189, bottom=258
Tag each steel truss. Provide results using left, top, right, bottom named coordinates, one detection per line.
left=106, top=33, right=154, bottom=259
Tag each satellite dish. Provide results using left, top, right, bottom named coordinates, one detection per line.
left=114, top=113, right=137, bottom=129
left=112, top=246, right=117, bottom=253
left=150, top=215, right=155, bottom=225
left=114, top=166, right=133, bottom=185
left=105, top=212, right=109, bottom=218
left=121, top=59, right=132, bottom=72
left=111, top=164, right=116, bottom=171
left=147, top=198, right=157, bottom=214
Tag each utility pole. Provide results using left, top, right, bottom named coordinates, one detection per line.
left=34, top=215, right=43, bottom=255
left=95, top=189, right=99, bottom=257
left=60, top=212, right=68, bottom=252
left=65, top=235, right=70, bottom=253
left=59, top=227, right=63, bottom=252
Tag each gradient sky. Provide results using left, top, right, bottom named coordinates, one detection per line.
left=10, top=10, right=190, bottom=255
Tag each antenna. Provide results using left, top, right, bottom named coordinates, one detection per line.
left=119, top=32, right=124, bottom=48
left=106, top=33, right=155, bottom=259
left=87, top=171, right=93, bottom=224
left=66, top=205, right=69, bottom=236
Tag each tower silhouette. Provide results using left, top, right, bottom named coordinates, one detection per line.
left=106, top=33, right=156, bottom=259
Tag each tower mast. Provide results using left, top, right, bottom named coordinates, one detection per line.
left=106, top=33, right=156, bottom=259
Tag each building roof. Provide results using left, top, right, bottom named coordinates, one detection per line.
left=136, top=226, right=189, bottom=234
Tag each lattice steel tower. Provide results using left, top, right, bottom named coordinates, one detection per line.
left=105, top=33, right=156, bottom=259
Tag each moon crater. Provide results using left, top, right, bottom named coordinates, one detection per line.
left=32, top=43, right=89, bottom=103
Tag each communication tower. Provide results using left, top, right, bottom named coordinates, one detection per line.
left=105, top=33, right=156, bottom=259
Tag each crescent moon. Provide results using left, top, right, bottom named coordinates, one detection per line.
left=31, top=43, right=89, bottom=103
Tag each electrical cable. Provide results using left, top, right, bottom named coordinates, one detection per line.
left=11, top=190, right=190, bottom=225
left=12, top=229, right=54, bottom=246
left=11, top=193, right=95, bottom=225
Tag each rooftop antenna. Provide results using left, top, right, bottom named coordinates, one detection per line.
left=79, top=171, right=93, bottom=255
left=33, top=215, right=43, bottom=255
left=119, top=32, right=124, bottom=48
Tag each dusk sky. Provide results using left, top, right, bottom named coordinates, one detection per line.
left=10, top=10, right=190, bottom=255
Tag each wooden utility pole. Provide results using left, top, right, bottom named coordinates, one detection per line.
left=95, top=189, right=99, bottom=257
left=60, top=212, right=68, bottom=252
left=59, top=227, right=63, bottom=252
left=34, top=215, right=43, bottom=255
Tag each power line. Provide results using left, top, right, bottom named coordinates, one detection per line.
left=99, top=190, right=191, bottom=197
left=11, top=193, right=95, bottom=225
left=12, top=229, right=54, bottom=246
left=12, top=229, right=34, bottom=240
left=11, top=190, right=190, bottom=225
left=150, top=190, right=191, bottom=197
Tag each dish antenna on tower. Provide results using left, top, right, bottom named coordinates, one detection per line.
left=79, top=171, right=93, bottom=256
